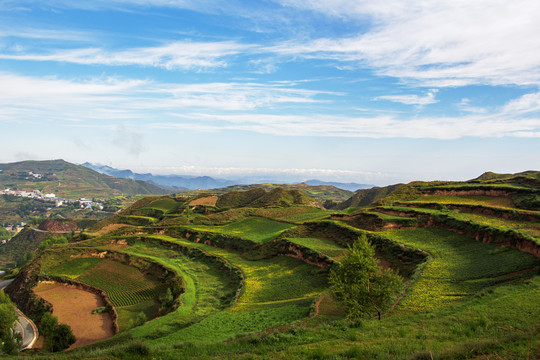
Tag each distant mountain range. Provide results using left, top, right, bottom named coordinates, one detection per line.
left=82, top=163, right=235, bottom=191
left=81, top=163, right=374, bottom=192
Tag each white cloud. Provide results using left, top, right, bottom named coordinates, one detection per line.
left=270, top=1, right=540, bottom=87
left=2, top=72, right=539, bottom=140
left=375, top=89, right=438, bottom=106
left=502, top=92, right=540, bottom=114
left=0, top=27, right=93, bottom=42
left=458, top=98, right=487, bottom=114
left=0, top=41, right=251, bottom=70
left=154, top=112, right=540, bottom=139
left=0, top=72, right=335, bottom=123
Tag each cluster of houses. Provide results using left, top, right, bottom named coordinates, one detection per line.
left=1, top=188, right=104, bottom=210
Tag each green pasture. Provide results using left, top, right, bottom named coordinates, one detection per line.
left=185, top=217, right=296, bottom=243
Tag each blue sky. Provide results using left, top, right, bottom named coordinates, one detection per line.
left=1, top=1, right=539, bottom=185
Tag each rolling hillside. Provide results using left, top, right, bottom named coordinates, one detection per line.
left=0, top=160, right=171, bottom=198
left=183, top=183, right=353, bottom=204
left=3, top=171, right=539, bottom=359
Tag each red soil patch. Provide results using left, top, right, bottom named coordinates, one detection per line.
left=189, top=196, right=218, bottom=206
left=33, top=282, right=115, bottom=349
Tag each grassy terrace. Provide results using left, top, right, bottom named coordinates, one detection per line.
left=287, top=237, right=347, bottom=259
left=184, top=217, right=296, bottom=243
left=96, top=233, right=328, bottom=347
left=448, top=211, right=540, bottom=238
left=381, top=228, right=539, bottom=312
left=409, top=195, right=515, bottom=208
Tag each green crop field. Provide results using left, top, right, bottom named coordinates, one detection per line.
left=77, top=260, right=166, bottom=307
left=146, top=198, right=182, bottom=213
left=47, top=257, right=103, bottom=279
left=185, top=217, right=296, bottom=243
left=409, top=195, right=515, bottom=207
left=287, top=237, right=346, bottom=258
left=449, top=211, right=540, bottom=238
left=251, top=206, right=329, bottom=223
left=381, top=228, right=538, bottom=312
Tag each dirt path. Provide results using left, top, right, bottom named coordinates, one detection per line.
left=33, top=282, right=115, bottom=349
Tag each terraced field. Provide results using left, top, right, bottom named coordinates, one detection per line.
left=410, top=195, right=515, bottom=207
left=382, top=228, right=538, bottom=312
left=47, top=257, right=167, bottom=329
left=7, top=177, right=540, bottom=359
left=98, top=234, right=328, bottom=345
left=287, top=237, right=347, bottom=258
left=185, top=217, right=296, bottom=243
left=77, top=260, right=167, bottom=307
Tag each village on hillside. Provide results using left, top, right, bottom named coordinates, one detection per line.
left=1, top=176, right=105, bottom=245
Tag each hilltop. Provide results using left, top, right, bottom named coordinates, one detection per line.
left=0, top=160, right=171, bottom=199
left=182, top=183, right=353, bottom=205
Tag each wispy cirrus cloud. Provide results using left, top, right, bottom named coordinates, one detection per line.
left=0, top=41, right=251, bottom=70
left=0, top=72, right=335, bottom=123
left=270, top=0, right=540, bottom=87
left=374, top=89, right=438, bottom=106
left=154, top=112, right=540, bottom=139
left=502, top=92, right=540, bottom=115
left=1, top=72, right=539, bottom=139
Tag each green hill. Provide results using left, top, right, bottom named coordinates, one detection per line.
left=182, top=183, right=353, bottom=204
left=472, top=170, right=540, bottom=182
left=335, top=171, right=540, bottom=211
left=0, top=159, right=171, bottom=198
left=335, top=183, right=405, bottom=209
left=216, top=187, right=320, bottom=208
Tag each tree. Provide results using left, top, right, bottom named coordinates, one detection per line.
left=40, top=312, right=76, bottom=352
left=0, top=303, right=17, bottom=339
left=160, top=287, right=174, bottom=310
left=330, top=235, right=402, bottom=320
left=50, top=324, right=76, bottom=352
left=39, top=311, right=58, bottom=337
left=136, top=311, right=147, bottom=326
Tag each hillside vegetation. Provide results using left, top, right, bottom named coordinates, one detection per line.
left=182, top=183, right=353, bottom=204
left=0, top=160, right=170, bottom=198
left=2, top=172, right=539, bottom=359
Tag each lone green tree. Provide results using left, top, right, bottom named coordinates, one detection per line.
left=330, top=235, right=402, bottom=320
